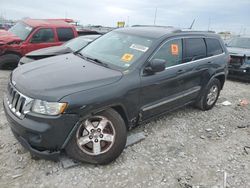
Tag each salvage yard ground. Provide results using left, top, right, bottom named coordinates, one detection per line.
left=0, top=70, right=249, bottom=188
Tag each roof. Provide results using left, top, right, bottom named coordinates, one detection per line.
left=116, top=26, right=220, bottom=39
left=116, top=26, right=181, bottom=39
left=22, top=19, right=73, bottom=28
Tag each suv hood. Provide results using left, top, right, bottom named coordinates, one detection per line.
left=25, top=45, right=73, bottom=59
left=227, top=47, right=250, bottom=57
left=0, top=30, right=22, bottom=44
left=12, top=53, right=123, bottom=101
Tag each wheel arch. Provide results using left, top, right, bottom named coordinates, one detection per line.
left=3, top=50, right=22, bottom=57
left=111, top=105, right=129, bottom=129
left=214, top=74, right=225, bottom=89
left=90, top=104, right=130, bottom=130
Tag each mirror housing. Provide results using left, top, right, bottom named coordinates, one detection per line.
left=145, top=59, right=166, bottom=74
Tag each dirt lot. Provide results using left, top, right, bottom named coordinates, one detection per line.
left=0, top=70, right=249, bottom=188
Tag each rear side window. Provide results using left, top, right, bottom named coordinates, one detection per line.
left=151, top=39, right=183, bottom=68
left=183, top=38, right=206, bottom=62
left=205, top=38, right=223, bottom=56
left=56, top=28, right=74, bottom=41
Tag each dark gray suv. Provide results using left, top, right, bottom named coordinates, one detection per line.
left=3, top=27, right=229, bottom=164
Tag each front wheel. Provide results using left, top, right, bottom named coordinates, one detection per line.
left=196, top=78, right=221, bottom=111
left=66, top=109, right=127, bottom=164
left=0, top=54, right=20, bottom=70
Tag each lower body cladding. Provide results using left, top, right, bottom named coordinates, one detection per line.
left=3, top=97, right=79, bottom=160
left=228, top=67, right=250, bottom=81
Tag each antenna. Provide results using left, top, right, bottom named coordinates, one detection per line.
left=189, top=19, right=195, bottom=29
left=207, top=17, right=211, bottom=31
left=153, top=8, right=157, bottom=25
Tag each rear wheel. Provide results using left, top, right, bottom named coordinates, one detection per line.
left=66, top=109, right=127, bottom=164
left=196, top=78, right=221, bottom=111
left=0, top=53, right=21, bottom=70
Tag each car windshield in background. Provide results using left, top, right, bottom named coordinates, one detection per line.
left=8, top=22, right=33, bottom=41
left=64, top=37, right=92, bottom=52
left=80, top=31, right=154, bottom=69
left=227, top=37, right=250, bottom=49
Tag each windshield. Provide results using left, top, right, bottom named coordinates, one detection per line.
left=64, top=37, right=93, bottom=52
left=80, top=31, right=154, bottom=69
left=8, top=22, right=33, bottom=41
left=227, top=37, right=250, bottom=49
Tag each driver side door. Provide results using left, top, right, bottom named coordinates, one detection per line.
left=139, top=38, right=186, bottom=120
left=25, top=28, right=61, bottom=54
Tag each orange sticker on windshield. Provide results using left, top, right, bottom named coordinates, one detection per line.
left=171, top=44, right=179, bottom=55
left=121, top=53, right=134, bottom=62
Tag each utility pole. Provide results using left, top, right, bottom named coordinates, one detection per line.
left=153, top=8, right=157, bottom=25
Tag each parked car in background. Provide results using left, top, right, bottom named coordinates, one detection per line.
left=4, top=27, right=229, bottom=164
left=227, top=36, right=250, bottom=81
left=0, top=19, right=78, bottom=69
left=18, top=35, right=100, bottom=65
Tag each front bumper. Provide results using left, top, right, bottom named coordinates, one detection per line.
left=3, top=96, right=79, bottom=160
left=228, top=67, right=250, bottom=81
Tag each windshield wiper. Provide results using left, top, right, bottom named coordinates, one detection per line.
left=74, top=52, right=110, bottom=68
left=84, top=56, right=109, bottom=68
left=74, top=51, right=84, bottom=57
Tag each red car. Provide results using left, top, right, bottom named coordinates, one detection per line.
left=0, top=19, right=78, bottom=69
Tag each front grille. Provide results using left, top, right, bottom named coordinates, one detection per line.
left=6, top=83, right=33, bottom=119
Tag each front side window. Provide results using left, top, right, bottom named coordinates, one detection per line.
left=30, top=28, right=55, bottom=43
left=151, top=39, right=183, bottom=68
left=205, top=38, right=223, bottom=56
left=56, top=28, right=74, bottom=41
left=80, top=31, right=154, bottom=69
left=183, top=38, right=206, bottom=62
left=9, top=22, right=33, bottom=41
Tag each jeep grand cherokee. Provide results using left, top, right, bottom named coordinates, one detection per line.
left=3, top=26, right=229, bottom=164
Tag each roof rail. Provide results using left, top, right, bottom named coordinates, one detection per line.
left=131, top=25, right=174, bottom=28
left=181, top=29, right=215, bottom=33
left=45, top=19, right=74, bottom=23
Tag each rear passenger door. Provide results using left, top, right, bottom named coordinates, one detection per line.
left=181, top=37, right=225, bottom=96
left=56, top=28, right=75, bottom=42
left=178, top=37, right=210, bottom=100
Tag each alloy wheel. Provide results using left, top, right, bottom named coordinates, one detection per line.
left=76, top=116, right=116, bottom=156
left=206, top=85, right=219, bottom=106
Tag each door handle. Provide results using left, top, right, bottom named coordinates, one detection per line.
left=176, top=69, right=185, bottom=74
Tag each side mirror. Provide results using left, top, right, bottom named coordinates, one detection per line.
left=145, top=59, right=166, bottom=74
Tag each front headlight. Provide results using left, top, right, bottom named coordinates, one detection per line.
left=31, top=100, right=67, bottom=116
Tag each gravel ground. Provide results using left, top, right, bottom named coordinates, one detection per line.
left=0, top=70, right=250, bottom=188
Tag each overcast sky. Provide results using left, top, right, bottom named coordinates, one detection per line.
left=1, top=0, right=250, bottom=34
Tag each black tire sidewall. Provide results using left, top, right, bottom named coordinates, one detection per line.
left=201, top=78, right=221, bottom=110
left=66, top=109, right=127, bottom=164
left=0, top=54, right=20, bottom=70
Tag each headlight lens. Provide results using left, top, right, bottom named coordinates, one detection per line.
left=31, top=100, right=67, bottom=115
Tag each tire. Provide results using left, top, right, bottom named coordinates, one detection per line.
left=0, top=54, right=21, bottom=70
left=196, top=78, right=221, bottom=111
left=66, top=108, right=127, bottom=164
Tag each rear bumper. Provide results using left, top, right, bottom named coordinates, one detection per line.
left=3, top=96, right=79, bottom=160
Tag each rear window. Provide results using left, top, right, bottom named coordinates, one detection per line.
left=56, top=28, right=74, bottom=41
left=205, top=38, right=223, bottom=56
left=183, top=38, right=206, bottom=62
